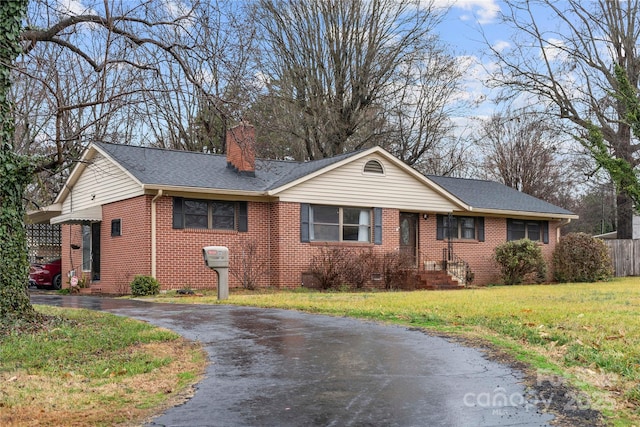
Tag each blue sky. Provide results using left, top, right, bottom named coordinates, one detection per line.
left=435, top=1, right=564, bottom=120
left=436, top=0, right=508, bottom=120
left=438, top=0, right=502, bottom=54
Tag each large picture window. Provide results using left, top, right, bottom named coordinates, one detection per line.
left=436, top=215, right=484, bottom=241
left=173, top=197, right=248, bottom=231
left=309, top=205, right=371, bottom=242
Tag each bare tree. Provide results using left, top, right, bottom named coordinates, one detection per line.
left=13, top=38, right=147, bottom=206
left=144, top=0, right=260, bottom=152
left=11, top=0, right=261, bottom=205
left=255, top=0, right=447, bottom=160
left=488, top=0, right=640, bottom=238
left=565, top=181, right=617, bottom=235
left=380, top=42, right=470, bottom=176
left=1, top=0, right=240, bottom=326
left=473, top=109, right=578, bottom=207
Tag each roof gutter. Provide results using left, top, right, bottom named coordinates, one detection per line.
left=142, top=184, right=265, bottom=198
left=466, top=207, right=578, bottom=221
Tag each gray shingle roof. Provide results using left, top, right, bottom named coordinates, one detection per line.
left=427, top=175, right=575, bottom=216
left=94, top=142, right=359, bottom=192
left=94, top=142, right=574, bottom=216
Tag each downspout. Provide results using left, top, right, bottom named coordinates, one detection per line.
left=556, top=218, right=572, bottom=242
left=151, top=189, right=163, bottom=278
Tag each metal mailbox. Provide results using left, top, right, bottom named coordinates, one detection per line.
left=203, top=246, right=229, bottom=300
left=203, top=246, right=229, bottom=269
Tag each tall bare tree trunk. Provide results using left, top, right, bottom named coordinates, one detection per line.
left=1, top=0, right=38, bottom=326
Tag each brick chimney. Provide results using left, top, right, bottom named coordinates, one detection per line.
left=226, top=123, right=256, bottom=177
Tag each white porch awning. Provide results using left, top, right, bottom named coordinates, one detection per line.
left=26, top=203, right=62, bottom=224
left=51, top=206, right=102, bottom=224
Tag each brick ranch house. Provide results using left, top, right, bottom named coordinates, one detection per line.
left=28, top=124, right=577, bottom=294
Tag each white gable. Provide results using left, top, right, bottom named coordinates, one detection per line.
left=60, top=151, right=144, bottom=214
left=275, top=152, right=460, bottom=212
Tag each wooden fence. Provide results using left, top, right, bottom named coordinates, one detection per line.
left=603, top=239, right=640, bottom=277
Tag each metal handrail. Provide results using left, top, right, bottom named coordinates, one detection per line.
left=417, top=249, right=471, bottom=286
left=442, top=248, right=470, bottom=285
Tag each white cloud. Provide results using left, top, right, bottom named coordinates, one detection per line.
left=162, top=0, right=190, bottom=20
left=444, top=54, right=492, bottom=112
left=447, top=0, right=501, bottom=25
left=54, top=0, right=90, bottom=17
left=492, top=40, right=510, bottom=53
left=542, top=38, right=568, bottom=61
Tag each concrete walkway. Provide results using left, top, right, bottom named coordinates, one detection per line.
left=31, top=295, right=554, bottom=426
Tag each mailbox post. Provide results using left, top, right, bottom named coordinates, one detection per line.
left=202, top=246, right=229, bottom=300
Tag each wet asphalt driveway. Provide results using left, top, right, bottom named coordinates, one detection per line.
left=31, top=295, right=555, bottom=427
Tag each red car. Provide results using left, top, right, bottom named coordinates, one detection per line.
left=29, top=258, right=62, bottom=290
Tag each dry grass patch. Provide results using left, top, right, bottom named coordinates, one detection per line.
left=0, top=307, right=206, bottom=427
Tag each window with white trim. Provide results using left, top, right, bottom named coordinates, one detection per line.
left=309, top=205, right=371, bottom=242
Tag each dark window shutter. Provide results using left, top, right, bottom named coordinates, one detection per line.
left=506, top=219, right=513, bottom=241
left=374, top=207, right=383, bottom=245
left=173, top=197, right=184, bottom=229
left=542, top=221, right=549, bottom=244
left=477, top=217, right=485, bottom=242
left=300, top=203, right=310, bottom=242
left=436, top=215, right=445, bottom=240
left=238, top=202, right=248, bottom=232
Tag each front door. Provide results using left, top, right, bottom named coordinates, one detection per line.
left=399, top=212, right=418, bottom=266
left=91, top=222, right=101, bottom=281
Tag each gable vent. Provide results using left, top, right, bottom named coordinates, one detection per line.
left=363, top=159, right=384, bottom=174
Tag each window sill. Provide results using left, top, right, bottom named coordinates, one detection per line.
left=309, top=241, right=374, bottom=248
left=182, top=228, right=238, bottom=234
left=507, top=239, right=545, bottom=245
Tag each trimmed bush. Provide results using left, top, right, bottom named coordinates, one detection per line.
left=553, top=232, right=613, bottom=282
left=494, top=239, right=547, bottom=285
left=130, top=275, right=160, bottom=297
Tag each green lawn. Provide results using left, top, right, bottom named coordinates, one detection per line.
left=152, top=277, right=640, bottom=425
left=0, top=306, right=206, bottom=426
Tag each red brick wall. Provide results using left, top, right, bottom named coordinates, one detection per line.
left=269, top=203, right=402, bottom=288
left=154, top=197, right=272, bottom=290
left=60, top=196, right=153, bottom=294
left=99, top=196, right=152, bottom=293
left=418, top=215, right=560, bottom=285
left=157, top=201, right=561, bottom=288
left=60, top=197, right=563, bottom=293
left=226, top=124, right=255, bottom=173
left=268, top=202, right=281, bottom=286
